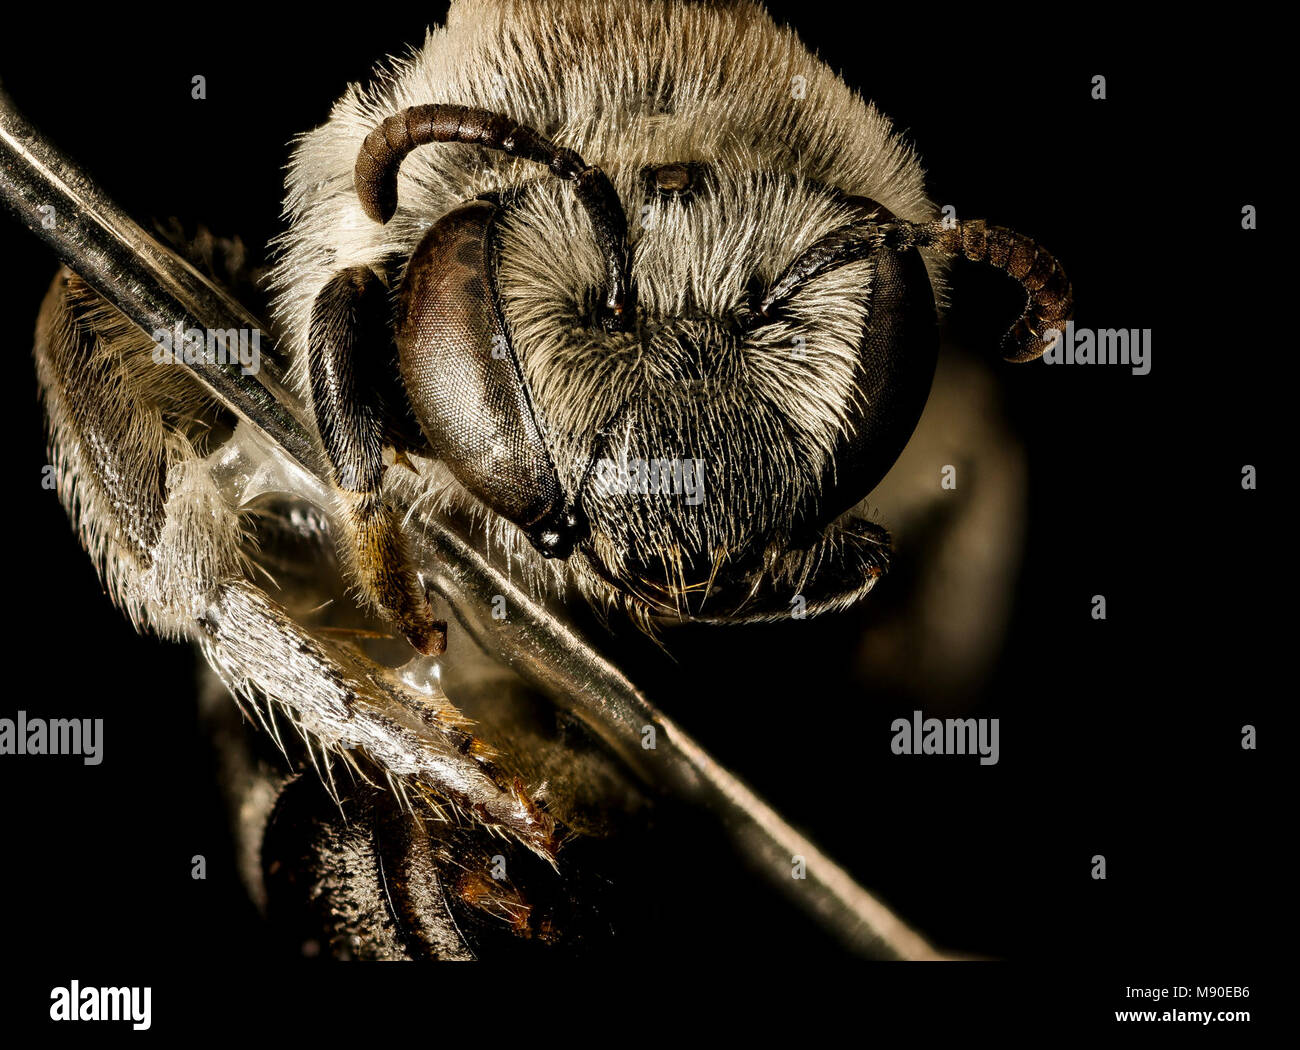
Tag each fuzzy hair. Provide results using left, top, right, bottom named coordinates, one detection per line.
left=33, top=266, right=558, bottom=859
left=34, top=271, right=251, bottom=638
left=271, top=0, right=942, bottom=622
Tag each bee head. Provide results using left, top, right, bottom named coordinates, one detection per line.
left=355, top=110, right=1069, bottom=626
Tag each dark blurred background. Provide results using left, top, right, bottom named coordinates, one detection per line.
left=0, top=0, right=1277, bottom=1027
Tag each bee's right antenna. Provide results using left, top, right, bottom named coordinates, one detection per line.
left=353, top=104, right=634, bottom=332
left=760, top=217, right=1074, bottom=362
left=906, top=220, right=1074, bottom=362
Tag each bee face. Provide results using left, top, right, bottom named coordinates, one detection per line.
left=492, top=165, right=939, bottom=617
left=274, top=0, right=1067, bottom=644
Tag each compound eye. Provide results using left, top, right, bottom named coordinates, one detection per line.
left=396, top=199, right=583, bottom=556
left=818, top=247, right=938, bottom=526
left=767, top=244, right=937, bottom=535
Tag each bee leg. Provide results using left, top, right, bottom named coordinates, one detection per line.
left=35, top=264, right=554, bottom=859
left=34, top=271, right=169, bottom=568
left=33, top=267, right=252, bottom=638
left=308, top=266, right=446, bottom=655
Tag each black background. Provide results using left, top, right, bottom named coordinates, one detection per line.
left=0, top=1, right=1279, bottom=1033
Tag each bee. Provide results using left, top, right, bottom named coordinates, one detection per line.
left=22, top=0, right=1070, bottom=957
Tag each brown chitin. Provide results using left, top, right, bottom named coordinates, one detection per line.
left=353, top=103, right=632, bottom=328
left=455, top=868, right=534, bottom=936
left=355, top=105, right=563, bottom=222
left=308, top=266, right=446, bottom=655
left=924, top=221, right=1074, bottom=362
left=394, top=200, right=574, bottom=551
left=761, top=217, right=1074, bottom=363
left=349, top=489, right=446, bottom=654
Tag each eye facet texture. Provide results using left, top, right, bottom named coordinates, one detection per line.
left=397, top=199, right=579, bottom=556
